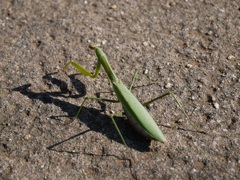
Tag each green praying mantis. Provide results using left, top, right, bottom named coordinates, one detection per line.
left=64, top=44, right=198, bottom=146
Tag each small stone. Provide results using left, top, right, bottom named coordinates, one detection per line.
left=211, top=95, right=216, bottom=102
left=186, top=64, right=193, bottom=68
left=165, top=82, right=173, bottom=89
left=227, top=55, right=235, bottom=60
left=143, top=69, right=148, bottom=74
left=191, top=96, right=196, bottom=100
left=110, top=110, right=115, bottom=114
left=169, top=1, right=176, bottom=6
left=212, top=140, right=217, bottom=147
left=146, top=103, right=154, bottom=111
left=107, top=17, right=114, bottom=21
left=213, top=102, right=219, bottom=109
left=207, top=30, right=213, bottom=35
left=102, top=40, right=107, bottom=45
left=110, top=4, right=117, bottom=9
left=191, top=168, right=198, bottom=173
left=143, top=42, right=148, bottom=46
left=176, top=119, right=183, bottom=124
left=150, top=44, right=156, bottom=48
left=23, top=134, right=32, bottom=140
left=56, top=66, right=61, bottom=72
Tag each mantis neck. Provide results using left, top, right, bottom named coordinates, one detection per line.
left=95, top=48, right=118, bottom=83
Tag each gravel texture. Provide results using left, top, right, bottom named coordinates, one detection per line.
left=0, top=0, right=239, bottom=179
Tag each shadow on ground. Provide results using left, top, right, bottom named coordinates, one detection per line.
left=12, top=72, right=151, bottom=152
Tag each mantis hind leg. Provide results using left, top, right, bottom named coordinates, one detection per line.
left=142, top=92, right=207, bottom=134
left=142, top=92, right=190, bottom=121
left=128, top=72, right=205, bottom=133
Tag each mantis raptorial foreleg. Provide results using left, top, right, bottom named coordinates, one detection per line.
left=74, top=96, right=127, bottom=146
left=64, top=60, right=101, bottom=78
left=64, top=60, right=128, bottom=145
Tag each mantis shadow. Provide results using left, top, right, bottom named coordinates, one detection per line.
left=12, top=72, right=151, bottom=152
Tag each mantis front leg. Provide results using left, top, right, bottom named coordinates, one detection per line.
left=70, top=95, right=127, bottom=146
left=64, top=60, right=101, bottom=78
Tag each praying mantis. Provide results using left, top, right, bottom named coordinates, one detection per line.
left=64, top=44, right=195, bottom=146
